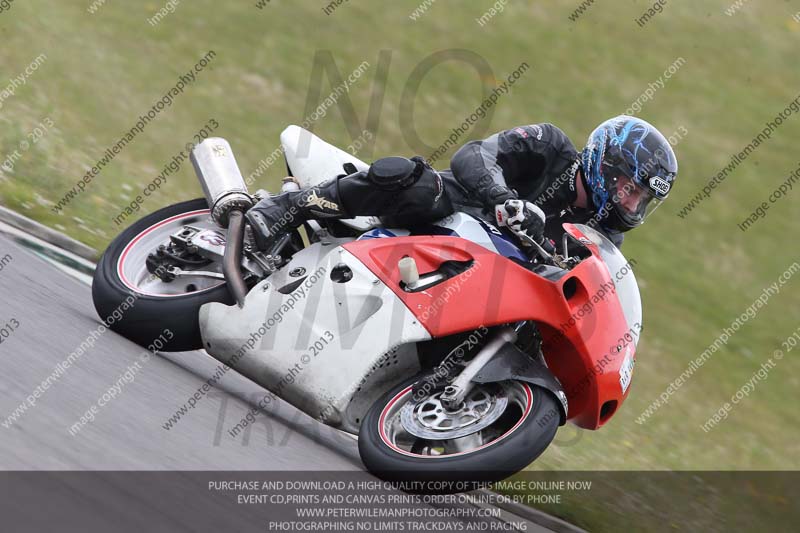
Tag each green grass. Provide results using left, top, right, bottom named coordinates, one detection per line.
left=1, top=1, right=799, bottom=530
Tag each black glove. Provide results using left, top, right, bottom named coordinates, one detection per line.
left=495, top=199, right=547, bottom=246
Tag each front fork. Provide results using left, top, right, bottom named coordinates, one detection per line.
left=440, top=327, right=517, bottom=410
left=441, top=323, right=569, bottom=425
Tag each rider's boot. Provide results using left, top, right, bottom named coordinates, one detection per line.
left=245, top=177, right=348, bottom=251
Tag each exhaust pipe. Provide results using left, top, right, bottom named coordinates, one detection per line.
left=222, top=210, right=248, bottom=308
left=190, top=138, right=253, bottom=227
left=190, top=138, right=254, bottom=307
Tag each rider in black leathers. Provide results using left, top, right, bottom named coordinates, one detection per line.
left=245, top=116, right=678, bottom=252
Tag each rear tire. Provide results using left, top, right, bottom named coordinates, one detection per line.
left=92, top=199, right=234, bottom=352
left=358, top=375, right=559, bottom=485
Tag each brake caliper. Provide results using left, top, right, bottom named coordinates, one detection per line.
left=146, top=226, right=212, bottom=282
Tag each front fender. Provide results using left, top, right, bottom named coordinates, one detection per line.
left=472, top=344, right=568, bottom=425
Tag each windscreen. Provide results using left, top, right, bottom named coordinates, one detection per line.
left=573, top=224, right=643, bottom=347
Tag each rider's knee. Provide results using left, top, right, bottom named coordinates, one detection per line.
left=376, top=157, right=452, bottom=226
left=366, top=156, right=417, bottom=190
left=371, top=156, right=446, bottom=208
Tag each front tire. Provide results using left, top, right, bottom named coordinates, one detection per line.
left=358, top=375, right=559, bottom=484
left=92, top=199, right=234, bottom=352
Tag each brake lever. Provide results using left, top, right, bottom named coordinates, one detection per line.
left=519, top=234, right=572, bottom=269
left=518, top=233, right=555, bottom=264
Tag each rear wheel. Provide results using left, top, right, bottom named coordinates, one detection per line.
left=358, top=375, right=559, bottom=484
left=92, top=199, right=234, bottom=352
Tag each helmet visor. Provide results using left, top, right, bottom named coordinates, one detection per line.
left=608, top=174, right=662, bottom=226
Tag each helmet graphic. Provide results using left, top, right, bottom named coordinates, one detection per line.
left=581, top=115, right=678, bottom=231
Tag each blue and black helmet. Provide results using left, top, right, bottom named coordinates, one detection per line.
left=581, top=115, right=678, bottom=232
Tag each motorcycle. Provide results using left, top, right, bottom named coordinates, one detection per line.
left=92, top=126, right=642, bottom=483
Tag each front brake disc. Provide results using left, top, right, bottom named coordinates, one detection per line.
left=400, top=384, right=508, bottom=440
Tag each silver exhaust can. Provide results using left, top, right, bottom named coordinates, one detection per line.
left=190, top=138, right=254, bottom=227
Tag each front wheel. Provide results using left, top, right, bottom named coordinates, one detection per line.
left=92, top=199, right=234, bottom=352
left=358, top=376, right=559, bottom=484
